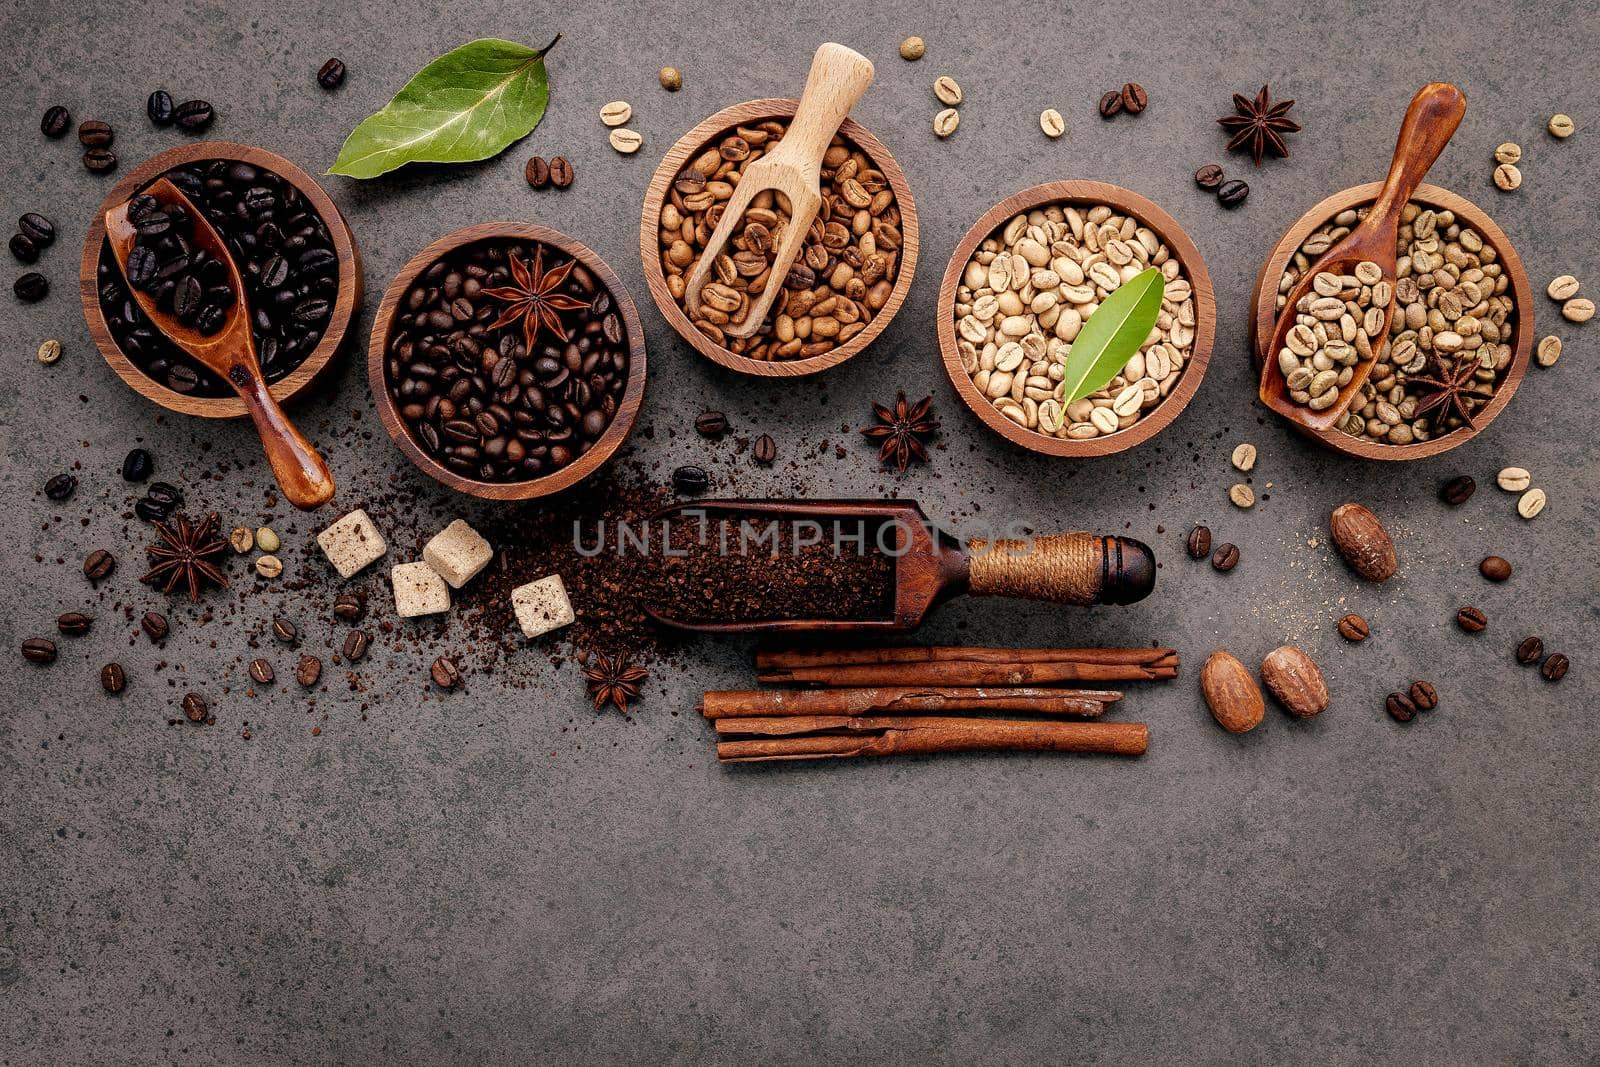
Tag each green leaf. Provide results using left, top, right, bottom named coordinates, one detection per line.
left=1058, top=267, right=1166, bottom=404
left=329, top=36, right=560, bottom=179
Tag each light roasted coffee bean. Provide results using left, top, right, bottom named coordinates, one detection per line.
left=1517, top=487, right=1546, bottom=519
left=1547, top=275, right=1580, bottom=301
left=1231, top=443, right=1257, bottom=471
left=1493, top=163, right=1522, bottom=190
left=1040, top=109, right=1064, bottom=138
left=1493, top=142, right=1522, bottom=164
left=1548, top=114, right=1574, bottom=139
left=933, top=108, right=959, bottom=137
left=933, top=76, right=961, bottom=106
left=658, top=67, right=682, bottom=92
left=599, top=101, right=632, bottom=127
left=1562, top=297, right=1595, bottom=322
left=37, top=338, right=62, bottom=364
left=1496, top=466, right=1531, bottom=492
left=256, top=554, right=284, bottom=578
left=230, top=526, right=254, bottom=553
left=256, top=526, right=281, bottom=552
left=899, top=37, right=924, bottom=61
left=1229, top=484, right=1254, bottom=508
left=608, top=128, right=642, bottom=154
left=1536, top=335, right=1562, bottom=367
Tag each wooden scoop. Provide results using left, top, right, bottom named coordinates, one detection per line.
left=682, top=42, right=875, bottom=338
left=645, top=499, right=1155, bottom=634
left=105, top=178, right=335, bottom=509
left=1258, top=83, right=1466, bottom=432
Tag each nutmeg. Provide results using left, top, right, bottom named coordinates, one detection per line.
left=1329, top=502, right=1397, bottom=582
left=1260, top=645, right=1329, bottom=718
left=1200, top=651, right=1265, bottom=733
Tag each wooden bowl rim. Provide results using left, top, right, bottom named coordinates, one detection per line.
left=935, top=180, right=1216, bottom=458
left=366, top=222, right=648, bottom=502
left=79, top=140, right=363, bottom=419
left=637, top=97, right=919, bottom=379
left=1248, top=181, right=1534, bottom=461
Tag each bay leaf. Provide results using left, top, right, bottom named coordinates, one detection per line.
left=1058, top=267, right=1166, bottom=404
left=329, top=36, right=560, bottom=179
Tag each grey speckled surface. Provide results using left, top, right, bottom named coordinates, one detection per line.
left=2, top=0, right=1598, bottom=1062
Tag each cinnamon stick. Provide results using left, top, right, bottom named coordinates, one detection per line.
left=755, top=646, right=1179, bottom=687
left=714, top=717, right=1148, bottom=762
left=700, top=686, right=1120, bottom=719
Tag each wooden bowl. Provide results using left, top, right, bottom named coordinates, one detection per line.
left=638, top=98, right=919, bottom=378
left=80, top=141, right=361, bottom=419
left=1249, top=181, right=1533, bottom=460
left=937, top=181, right=1215, bottom=457
left=368, top=222, right=647, bottom=502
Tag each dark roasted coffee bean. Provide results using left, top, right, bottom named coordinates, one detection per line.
left=181, top=692, right=208, bottom=722
left=293, top=297, right=331, bottom=323
left=9, top=233, right=38, bottom=263
left=430, top=655, right=462, bottom=690
left=145, top=482, right=182, bottom=508
left=1455, top=605, right=1488, bottom=632
left=1185, top=525, right=1211, bottom=559
left=174, top=275, right=204, bottom=322
left=166, top=364, right=201, bottom=392
left=101, top=663, right=127, bottom=694
left=1385, top=692, right=1416, bottom=722
left=1217, top=179, right=1249, bottom=208
left=342, top=629, right=370, bottom=662
left=1210, top=543, right=1240, bottom=572
left=1409, top=680, right=1438, bottom=711
left=22, top=638, right=58, bottom=664
left=694, top=410, right=728, bottom=437
left=44, top=472, right=77, bottom=500
left=317, top=57, right=347, bottom=90
left=1439, top=474, right=1475, bottom=506
left=1194, top=164, right=1225, bottom=189
left=57, top=612, right=92, bottom=636
left=752, top=433, right=777, bottom=465
left=1337, top=613, right=1370, bottom=642
left=549, top=157, right=574, bottom=188
left=248, top=658, right=274, bottom=684
left=1097, top=90, right=1123, bottom=118
left=126, top=245, right=157, bottom=286
left=672, top=465, right=710, bottom=494
left=121, top=448, right=153, bottom=482
left=1516, top=636, right=1544, bottom=664
left=14, top=272, right=49, bottom=301
left=1479, top=555, right=1512, bottom=582
left=147, top=90, right=175, bottom=126
left=83, top=549, right=115, bottom=583
left=1120, top=82, right=1149, bottom=114
left=174, top=100, right=215, bottom=132
left=333, top=591, right=367, bottom=622
left=295, top=654, right=322, bottom=687
left=524, top=156, right=550, bottom=188
left=82, top=148, right=117, bottom=173
left=271, top=617, right=299, bottom=644
left=78, top=120, right=114, bottom=147
left=18, top=213, right=55, bottom=248
left=259, top=255, right=290, bottom=288
left=41, top=105, right=70, bottom=138
left=1540, top=653, right=1569, bottom=682
left=141, top=611, right=169, bottom=642
left=135, top=496, right=173, bottom=521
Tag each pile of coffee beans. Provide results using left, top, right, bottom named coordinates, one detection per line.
left=384, top=238, right=631, bottom=483
left=121, top=193, right=235, bottom=337
left=96, top=159, right=340, bottom=396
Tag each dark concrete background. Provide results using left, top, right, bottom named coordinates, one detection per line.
left=2, top=0, right=1597, bottom=1062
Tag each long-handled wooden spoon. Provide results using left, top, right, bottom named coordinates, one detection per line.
left=1258, top=83, right=1466, bottom=432
left=682, top=42, right=875, bottom=338
left=105, top=178, right=335, bottom=509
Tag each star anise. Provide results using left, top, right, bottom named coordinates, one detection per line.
left=1408, top=352, right=1481, bottom=430
left=861, top=392, right=938, bottom=472
left=1218, top=85, right=1301, bottom=166
left=141, top=511, right=229, bottom=602
left=482, top=247, right=589, bottom=352
left=582, top=651, right=649, bottom=713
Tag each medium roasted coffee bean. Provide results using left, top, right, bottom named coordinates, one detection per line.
left=121, top=448, right=153, bottom=482
left=1479, top=555, right=1512, bottom=582
left=174, top=100, right=215, bottom=132
left=271, top=617, right=299, bottom=644
left=19, top=213, right=56, bottom=246
left=1194, top=164, right=1225, bottom=189
left=56, top=612, right=92, bottom=636
left=317, top=58, right=347, bottom=89
left=142, top=611, right=169, bottom=642
left=82, top=148, right=117, bottom=173
left=672, top=465, right=709, bottom=494
left=1439, top=474, right=1476, bottom=506
left=549, top=157, right=574, bottom=188
left=181, top=692, right=208, bottom=722
left=1516, top=636, right=1544, bottom=664
left=1337, top=613, right=1370, bottom=642
left=1456, top=605, right=1488, bottom=632
left=1120, top=82, right=1149, bottom=114
left=296, top=653, right=323, bottom=687
left=1385, top=692, right=1416, bottom=722
left=78, top=120, right=114, bottom=147
left=249, top=658, right=274, bottom=684
left=101, top=663, right=127, bottom=693
left=1098, top=90, right=1122, bottom=118
left=1540, top=653, right=1569, bottom=682
left=524, top=156, right=550, bottom=188
left=342, top=629, right=370, bottom=662
left=22, top=638, right=58, bottom=664
left=14, top=272, right=49, bottom=301
left=1211, top=543, right=1240, bottom=572
left=44, top=473, right=78, bottom=500
left=1217, top=179, right=1249, bottom=208
left=333, top=591, right=367, bottom=622
left=1185, top=525, right=1211, bottom=559
left=147, top=90, right=175, bottom=126
left=41, top=105, right=70, bottom=138
left=431, top=655, right=462, bottom=690
left=1409, top=680, right=1438, bottom=711
left=694, top=410, right=728, bottom=437
left=10, top=233, right=38, bottom=263
left=83, top=549, right=115, bottom=582
left=752, top=434, right=777, bottom=465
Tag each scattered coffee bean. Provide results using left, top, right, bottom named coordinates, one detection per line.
left=256, top=526, right=281, bottom=552
left=256, top=555, right=284, bottom=578
left=1562, top=297, right=1595, bottom=323
left=549, top=156, right=573, bottom=188
left=1540, top=653, right=1569, bottom=682
left=181, top=692, right=208, bottom=722
left=1228, top=484, right=1254, bottom=508
left=694, top=410, right=728, bottom=437
left=342, top=629, right=370, bottom=662
left=524, top=155, right=550, bottom=188
left=271, top=617, right=299, bottom=644
left=249, top=658, right=275, bottom=684
left=1185, top=525, right=1212, bottom=559
left=672, top=465, right=710, bottom=494
left=101, top=663, right=126, bottom=694
left=1216, top=179, right=1249, bottom=208
left=174, top=99, right=215, bottom=132
left=1097, top=90, right=1122, bottom=118
left=1211, top=543, right=1240, bottom=572
left=1385, top=692, right=1416, bottom=722
left=83, top=549, right=115, bottom=583
left=1439, top=474, right=1476, bottom=505
left=608, top=128, right=642, bottom=154
left=10, top=233, right=38, bottom=264
left=1494, top=142, right=1522, bottom=164
left=933, top=108, right=959, bottom=138
left=81, top=148, right=117, bottom=174
left=18, top=212, right=54, bottom=247
left=752, top=434, right=777, bottom=465
left=147, top=90, right=175, bottom=126
left=1548, top=275, right=1580, bottom=301
left=140, top=482, right=183, bottom=521
left=333, top=591, right=367, bottom=622
left=1194, top=164, right=1225, bottom=189
left=899, top=36, right=925, bottom=61
left=1548, top=114, right=1574, bottom=139
left=1496, top=466, right=1531, bottom=492
left=141, top=611, right=169, bottom=642
left=1120, top=82, right=1148, bottom=114
left=1409, top=680, right=1438, bottom=711
left=1479, top=555, right=1512, bottom=582
left=44, top=473, right=78, bottom=500
left=659, top=67, right=682, bottom=92
left=933, top=76, right=962, bottom=106
left=1456, top=605, right=1488, bottom=632
left=15, top=272, right=49, bottom=301
left=41, top=105, right=71, bottom=138
left=1040, top=109, right=1065, bottom=138
left=1493, top=162, right=1522, bottom=191
left=1231, top=443, right=1257, bottom=471
left=1536, top=335, right=1562, bottom=367
left=21, top=638, right=58, bottom=665
left=1516, top=636, right=1544, bottom=664
left=431, top=655, right=462, bottom=689
left=78, top=120, right=114, bottom=147
left=1517, top=487, right=1547, bottom=519
left=317, top=58, right=347, bottom=90
left=599, top=100, right=632, bottom=127
left=296, top=654, right=322, bottom=687
left=121, top=448, right=153, bottom=482
left=37, top=338, right=62, bottom=365
left=1337, top=613, right=1370, bottom=642
left=56, top=612, right=92, bottom=636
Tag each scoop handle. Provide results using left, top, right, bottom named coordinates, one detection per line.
left=775, top=43, right=875, bottom=175
left=1367, top=83, right=1467, bottom=228
left=964, top=533, right=1155, bottom=606
left=232, top=362, right=335, bottom=509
